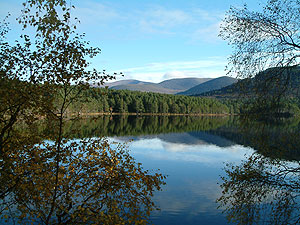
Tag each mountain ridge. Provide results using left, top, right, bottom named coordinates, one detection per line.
left=177, top=76, right=238, bottom=96
left=104, top=77, right=235, bottom=94
left=200, top=67, right=300, bottom=98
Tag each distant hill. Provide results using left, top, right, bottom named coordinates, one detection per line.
left=104, top=79, right=151, bottom=88
left=177, top=76, right=237, bottom=96
left=110, top=83, right=177, bottom=94
left=106, top=77, right=213, bottom=94
left=201, top=66, right=300, bottom=98
left=158, top=78, right=212, bottom=91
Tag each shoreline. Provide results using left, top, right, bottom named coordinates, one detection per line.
left=68, top=112, right=234, bottom=117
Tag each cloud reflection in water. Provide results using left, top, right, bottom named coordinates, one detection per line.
left=107, top=133, right=254, bottom=224
left=111, top=135, right=253, bottom=165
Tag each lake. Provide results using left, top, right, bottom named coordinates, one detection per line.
left=66, top=115, right=300, bottom=225
left=108, top=130, right=252, bottom=224
left=3, top=115, right=300, bottom=224
left=110, top=135, right=252, bottom=225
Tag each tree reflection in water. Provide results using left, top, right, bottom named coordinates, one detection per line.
left=0, top=0, right=166, bottom=223
left=218, top=119, right=300, bottom=225
left=0, top=137, right=165, bottom=224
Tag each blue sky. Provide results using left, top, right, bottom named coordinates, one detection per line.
left=0, top=0, right=266, bottom=83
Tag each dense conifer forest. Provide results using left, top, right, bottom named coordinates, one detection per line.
left=63, top=88, right=300, bottom=116
left=65, top=88, right=242, bottom=115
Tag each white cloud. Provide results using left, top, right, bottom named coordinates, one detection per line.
left=72, top=1, right=225, bottom=42
left=123, top=71, right=166, bottom=83
left=137, top=7, right=194, bottom=34
left=2, top=1, right=227, bottom=44
left=135, top=6, right=224, bottom=36
left=193, top=8, right=224, bottom=22
left=134, top=6, right=226, bottom=43
left=163, top=71, right=187, bottom=79
left=162, top=70, right=222, bottom=80
left=121, top=59, right=227, bottom=72
left=74, top=1, right=121, bottom=26
left=125, top=137, right=253, bottom=165
left=148, top=8, right=193, bottom=27
left=114, top=59, right=228, bottom=82
left=191, top=22, right=223, bottom=43
left=122, top=70, right=226, bottom=83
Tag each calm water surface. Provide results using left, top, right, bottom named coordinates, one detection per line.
left=80, top=115, right=299, bottom=225
left=3, top=115, right=300, bottom=224
left=88, top=116, right=256, bottom=225
left=63, top=115, right=300, bottom=224
left=110, top=134, right=253, bottom=225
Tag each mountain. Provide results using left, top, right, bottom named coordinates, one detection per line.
left=202, top=66, right=300, bottom=98
left=106, top=77, right=213, bottom=94
left=104, top=79, right=151, bottom=88
left=111, top=83, right=177, bottom=94
left=177, top=76, right=238, bottom=96
left=158, top=78, right=212, bottom=90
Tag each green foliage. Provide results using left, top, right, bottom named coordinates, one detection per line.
left=0, top=1, right=165, bottom=224
left=60, top=115, right=232, bottom=139
left=63, top=86, right=300, bottom=116
left=220, top=0, right=300, bottom=114
left=66, top=88, right=241, bottom=115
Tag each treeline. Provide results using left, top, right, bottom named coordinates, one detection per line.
left=43, top=114, right=300, bottom=161
left=61, top=115, right=234, bottom=138
left=66, top=88, right=242, bottom=115
left=211, top=117, right=300, bottom=161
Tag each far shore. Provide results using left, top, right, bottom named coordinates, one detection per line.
left=67, top=112, right=234, bottom=117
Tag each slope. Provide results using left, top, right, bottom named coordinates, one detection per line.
left=104, top=79, right=151, bottom=88
left=202, top=66, right=300, bottom=98
left=158, top=78, right=212, bottom=91
left=178, top=76, right=237, bottom=96
left=111, top=83, right=177, bottom=94
left=108, top=77, right=213, bottom=94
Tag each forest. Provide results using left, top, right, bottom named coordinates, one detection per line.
left=65, top=88, right=239, bottom=115
left=64, top=87, right=300, bottom=116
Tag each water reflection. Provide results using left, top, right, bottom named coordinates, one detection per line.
left=3, top=115, right=300, bottom=224
left=122, top=137, right=252, bottom=164
left=0, top=117, right=165, bottom=224
left=61, top=115, right=232, bottom=139
left=217, top=118, right=300, bottom=225
left=61, top=115, right=300, bottom=224
left=218, top=153, right=300, bottom=225
left=110, top=133, right=251, bottom=225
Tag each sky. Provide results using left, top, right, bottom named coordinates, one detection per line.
left=0, top=0, right=266, bottom=83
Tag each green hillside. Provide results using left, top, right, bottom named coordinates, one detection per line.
left=178, top=76, right=237, bottom=96
left=202, top=67, right=300, bottom=98
left=158, top=78, right=212, bottom=90
left=108, top=77, right=212, bottom=94
left=111, top=83, right=177, bottom=94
